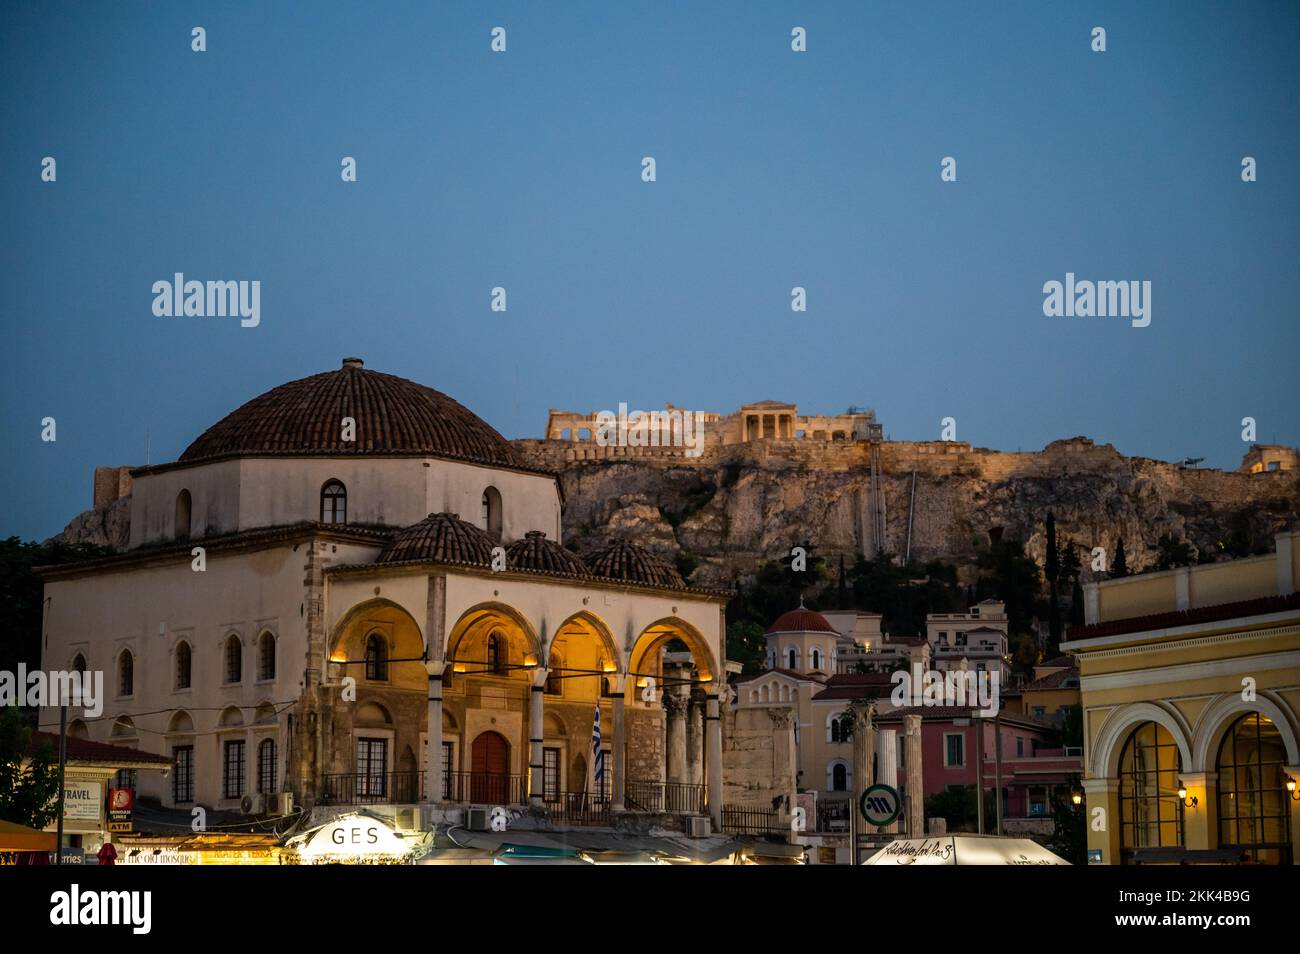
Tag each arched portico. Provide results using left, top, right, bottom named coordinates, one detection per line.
left=324, top=599, right=427, bottom=806
left=1091, top=701, right=1194, bottom=780
left=628, top=617, right=723, bottom=826
left=1191, top=692, right=1300, bottom=770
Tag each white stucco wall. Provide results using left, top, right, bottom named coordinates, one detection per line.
left=40, top=538, right=381, bottom=809
left=129, top=456, right=561, bottom=547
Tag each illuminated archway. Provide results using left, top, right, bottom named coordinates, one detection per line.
left=328, top=599, right=426, bottom=692
left=627, top=616, right=718, bottom=694
left=446, top=602, right=541, bottom=676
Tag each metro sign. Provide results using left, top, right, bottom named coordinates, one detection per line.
left=859, top=784, right=902, bottom=827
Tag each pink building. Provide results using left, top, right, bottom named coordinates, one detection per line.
left=875, top=707, right=1082, bottom=825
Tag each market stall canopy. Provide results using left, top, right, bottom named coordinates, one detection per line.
left=0, top=819, right=57, bottom=852
left=863, top=835, right=1070, bottom=866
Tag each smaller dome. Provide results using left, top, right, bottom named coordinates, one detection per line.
left=766, top=606, right=836, bottom=635
left=587, top=542, right=686, bottom=588
left=378, top=513, right=496, bottom=565
left=507, top=531, right=588, bottom=576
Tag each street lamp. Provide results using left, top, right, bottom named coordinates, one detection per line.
left=1177, top=781, right=1198, bottom=808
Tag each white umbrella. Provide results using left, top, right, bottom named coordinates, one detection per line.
left=863, top=835, right=1070, bottom=865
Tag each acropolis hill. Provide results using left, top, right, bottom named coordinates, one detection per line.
left=510, top=402, right=1300, bottom=589
left=57, top=398, right=1299, bottom=592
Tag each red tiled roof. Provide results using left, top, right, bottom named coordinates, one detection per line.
left=506, top=531, right=588, bottom=576
left=1037, top=654, right=1075, bottom=669
left=811, top=673, right=897, bottom=701
left=177, top=359, right=525, bottom=470
left=1066, top=592, right=1300, bottom=642
left=29, top=732, right=172, bottom=766
left=1025, top=667, right=1080, bottom=691
left=378, top=512, right=495, bottom=565
left=766, top=607, right=837, bottom=635
left=586, top=541, right=685, bottom=588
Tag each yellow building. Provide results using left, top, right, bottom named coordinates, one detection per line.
left=1063, top=529, right=1300, bottom=865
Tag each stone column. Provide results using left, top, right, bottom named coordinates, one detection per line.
left=705, top=690, right=723, bottom=830
left=528, top=670, right=546, bottom=809
left=904, top=715, right=924, bottom=837
left=424, top=665, right=443, bottom=804
left=876, top=728, right=898, bottom=833
left=687, top=690, right=705, bottom=788
left=664, top=694, right=687, bottom=785
left=612, top=679, right=626, bottom=811
left=851, top=703, right=875, bottom=796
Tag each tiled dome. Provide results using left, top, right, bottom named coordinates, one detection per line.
left=586, top=541, right=686, bottom=588
left=766, top=607, right=836, bottom=635
left=377, top=513, right=496, bottom=565
left=179, top=359, right=522, bottom=469
left=506, top=531, right=587, bottom=576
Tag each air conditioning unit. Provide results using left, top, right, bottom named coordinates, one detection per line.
left=466, top=807, right=491, bottom=832
left=685, top=816, right=711, bottom=839
left=240, top=793, right=266, bottom=815
left=268, top=792, right=294, bottom=816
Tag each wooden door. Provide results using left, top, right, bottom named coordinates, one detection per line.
left=471, top=731, right=509, bottom=803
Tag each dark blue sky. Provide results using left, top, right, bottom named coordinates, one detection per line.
left=3, top=1, right=1298, bottom=541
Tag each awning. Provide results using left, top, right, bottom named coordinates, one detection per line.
left=0, top=819, right=57, bottom=852
left=863, top=835, right=1070, bottom=865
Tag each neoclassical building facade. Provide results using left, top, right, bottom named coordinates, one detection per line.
left=39, top=360, right=732, bottom=830
left=1065, top=530, right=1300, bottom=865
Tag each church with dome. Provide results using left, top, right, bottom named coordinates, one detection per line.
left=39, top=359, right=733, bottom=834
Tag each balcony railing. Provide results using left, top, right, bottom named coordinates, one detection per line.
left=722, top=805, right=786, bottom=836
left=445, top=771, right=528, bottom=806
left=320, top=771, right=424, bottom=806
left=626, top=780, right=705, bottom=814
left=544, top=791, right=612, bottom=827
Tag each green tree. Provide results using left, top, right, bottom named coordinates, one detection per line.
left=726, top=620, right=767, bottom=675
left=1155, top=533, right=1195, bottom=571
left=1045, top=514, right=1061, bottom=655
left=1111, top=537, right=1130, bottom=577
left=1046, top=780, right=1086, bottom=865
left=0, top=706, right=60, bottom=829
left=0, top=537, right=113, bottom=676
left=923, top=784, right=996, bottom=833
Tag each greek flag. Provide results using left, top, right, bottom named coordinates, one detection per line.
left=591, top=702, right=603, bottom=791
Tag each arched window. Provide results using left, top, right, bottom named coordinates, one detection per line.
left=487, top=631, right=506, bottom=674
left=320, top=479, right=347, bottom=524
left=175, top=489, right=192, bottom=541
left=831, top=762, right=849, bottom=791
left=1216, top=712, right=1291, bottom=864
left=175, top=641, right=192, bottom=690
left=364, top=633, right=388, bottom=681
left=71, top=653, right=86, bottom=675
left=1118, top=721, right=1184, bottom=857
left=257, top=738, right=278, bottom=795
left=811, top=648, right=822, bottom=670
left=118, top=650, right=134, bottom=697
left=257, top=632, right=276, bottom=681
left=224, top=635, right=242, bottom=684
left=481, top=486, right=502, bottom=540
left=830, top=713, right=850, bottom=743
left=786, top=647, right=798, bottom=670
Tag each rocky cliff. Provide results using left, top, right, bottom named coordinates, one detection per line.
left=512, top=437, right=1300, bottom=588
left=51, top=437, right=1300, bottom=590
